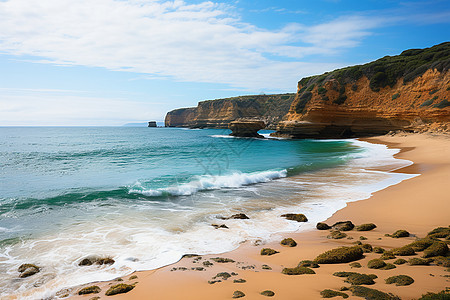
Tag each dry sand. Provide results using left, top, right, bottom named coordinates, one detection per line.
left=69, top=133, right=450, bottom=300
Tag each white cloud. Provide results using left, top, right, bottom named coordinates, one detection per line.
left=0, top=0, right=384, bottom=91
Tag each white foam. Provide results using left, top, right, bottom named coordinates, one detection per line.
left=129, top=169, right=288, bottom=197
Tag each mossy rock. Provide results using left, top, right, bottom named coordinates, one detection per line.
left=262, top=264, right=272, bottom=270
left=78, top=256, right=115, bottom=266
left=418, top=288, right=450, bottom=300
left=393, top=258, right=407, bottom=265
left=317, top=222, right=331, bottom=230
left=78, top=286, right=101, bottom=295
left=18, top=264, right=40, bottom=278
left=380, top=251, right=396, bottom=260
left=427, top=227, right=450, bottom=239
left=233, top=279, right=246, bottom=283
left=320, top=289, right=349, bottom=298
left=232, top=290, right=245, bottom=298
left=353, top=241, right=363, bottom=245
left=105, top=284, right=134, bottom=296
left=349, top=286, right=400, bottom=300
left=228, top=213, right=249, bottom=220
left=261, top=248, right=279, bottom=256
left=298, top=260, right=320, bottom=268
left=405, top=239, right=434, bottom=251
left=389, top=230, right=410, bottom=238
left=374, top=247, right=385, bottom=253
left=333, top=271, right=377, bottom=279
left=409, top=258, right=432, bottom=265
left=368, top=259, right=386, bottom=269
left=349, top=262, right=361, bottom=268
left=211, top=257, right=235, bottom=263
left=332, top=221, right=355, bottom=231
left=328, top=231, right=347, bottom=239
left=361, top=244, right=373, bottom=253
left=281, top=238, right=297, bottom=247
left=392, top=246, right=415, bottom=256
left=359, top=236, right=368, bottom=240
left=433, top=256, right=450, bottom=267
left=385, top=275, right=414, bottom=286
left=423, top=240, right=449, bottom=258
left=260, top=290, right=275, bottom=297
left=382, top=263, right=396, bottom=270
left=282, top=266, right=315, bottom=275
left=281, top=213, right=308, bottom=222
left=345, top=273, right=376, bottom=285
left=314, top=246, right=363, bottom=264
left=213, top=272, right=231, bottom=280
left=203, top=261, right=213, bottom=267
left=356, top=223, right=377, bottom=231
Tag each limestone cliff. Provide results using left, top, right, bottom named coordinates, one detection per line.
left=274, top=42, right=450, bottom=138
left=165, top=94, right=295, bottom=129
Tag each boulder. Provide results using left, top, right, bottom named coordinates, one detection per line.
left=229, top=120, right=265, bottom=138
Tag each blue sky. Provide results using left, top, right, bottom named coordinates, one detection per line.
left=0, top=0, right=449, bottom=126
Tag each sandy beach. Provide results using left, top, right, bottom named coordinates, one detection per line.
left=69, top=133, right=450, bottom=300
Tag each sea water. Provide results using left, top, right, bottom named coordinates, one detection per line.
left=0, top=127, right=416, bottom=299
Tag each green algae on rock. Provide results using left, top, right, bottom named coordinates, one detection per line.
left=314, top=246, right=363, bottom=264
left=281, top=213, right=308, bottom=222
left=282, top=266, right=315, bottom=275
left=78, top=286, right=101, bottom=295
left=260, top=290, right=275, bottom=297
left=232, top=290, right=245, bottom=298
left=320, top=289, right=349, bottom=298
left=261, top=248, right=279, bottom=256
left=328, top=231, right=347, bottom=239
left=349, top=286, right=400, bottom=300
left=105, top=284, right=134, bottom=296
left=280, top=238, right=297, bottom=247
left=385, top=275, right=414, bottom=286
left=331, top=221, right=355, bottom=231
left=356, top=223, right=377, bottom=231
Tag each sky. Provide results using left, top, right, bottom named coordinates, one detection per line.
left=0, top=0, right=449, bottom=126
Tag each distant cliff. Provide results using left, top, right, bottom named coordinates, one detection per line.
left=165, top=94, right=296, bottom=129
left=274, top=42, right=450, bottom=138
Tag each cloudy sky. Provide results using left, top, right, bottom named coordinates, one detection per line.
left=0, top=0, right=449, bottom=126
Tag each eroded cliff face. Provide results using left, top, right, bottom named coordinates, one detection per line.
left=274, top=43, right=450, bottom=138
left=165, top=94, right=295, bottom=129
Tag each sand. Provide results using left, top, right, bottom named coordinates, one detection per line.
left=69, top=133, right=450, bottom=300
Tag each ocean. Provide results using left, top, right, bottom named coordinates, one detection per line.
left=0, top=127, right=415, bottom=299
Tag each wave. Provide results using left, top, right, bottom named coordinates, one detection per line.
left=129, top=169, right=288, bottom=197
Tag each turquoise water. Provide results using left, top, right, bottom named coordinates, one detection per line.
left=0, top=127, right=413, bottom=298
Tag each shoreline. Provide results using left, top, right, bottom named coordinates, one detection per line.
left=67, top=133, right=449, bottom=299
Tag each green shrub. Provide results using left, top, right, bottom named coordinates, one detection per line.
left=349, top=262, right=361, bottom=268
left=78, top=286, right=101, bottom=295
left=280, top=238, right=297, bottom=247
left=328, top=231, right=347, bottom=239
left=261, top=248, right=279, bottom=256
left=105, top=284, right=134, bottom=296
left=374, top=247, right=385, bottom=253
left=433, top=256, right=450, bottom=267
left=392, top=93, right=400, bottom=100
left=282, top=266, right=315, bottom=275
left=332, top=221, right=355, bottom=231
left=356, top=223, right=377, bottom=231
left=314, top=246, right=364, bottom=264
left=344, top=273, right=376, bottom=285
left=298, top=260, right=320, bottom=268
left=392, top=246, right=415, bottom=256
left=382, top=263, right=396, bottom=270
left=349, top=286, right=400, bottom=300
left=434, top=99, right=450, bottom=108
left=389, top=229, right=410, bottom=238
left=429, top=89, right=438, bottom=95
left=405, top=239, right=434, bottom=251
left=380, top=251, right=396, bottom=260
left=394, top=258, right=407, bottom=265
left=320, top=289, right=349, bottom=298
left=334, top=95, right=347, bottom=105
left=427, top=227, right=450, bottom=239
left=418, top=288, right=450, bottom=300
left=318, top=87, right=327, bottom=95
left=423, top=240, right=449, bottom=258
left=361, top=244, right=373, bottom=253
left=385, top=275, right=414, bottom=286
left=420, top=99, right=434, bottom=107
left=408, top=258, right=432, bottom=265
left=368, top=259, right=386, bottom=269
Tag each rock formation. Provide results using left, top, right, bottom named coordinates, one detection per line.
left=229, top=120, right=266, bottom=138
left=148, top=121, right=157, bottom=127
left=273, top=42, right=450, bottom=138
left=165, top=94, right=295, bottom=129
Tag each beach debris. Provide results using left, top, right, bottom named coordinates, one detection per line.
left=359, top=236, right=368, bottom=240
left=280, top=238, right=297, bottom=247
left=298, top=260, right=320, bottom=268
left=361, top=244, right=373, bottom=253
left=393, top=258, right=407, bottom=265
left=349, top=286, right=400, bottom=300
left=233, top=279, right=246, bottom=283
left=331, top=221, right=354, bottom=231
left=380, top=251, right=396, bottom=260
left=367, top=259, right=386, bottom=269
left=314, top=246, right=363, bottom=264
left=374, top=247, right=385, bottom=253
left=281, top=213, right=308, bottom=222
left=18, top=263, right=40, bottom=278
left=260, top=290, right=275, bottom=297
left=333, top=272, right=377, bottom=285
left=316, top=222, right=331, bottom=230
left=78, top=256, right=115, bottom=266
left=426, top=226, right=450, bottom=239
left=387, top=229, right=410, bottom=238
left=320, top=289, right=349, bottom=298
left=211, top=257, right=235, bottom=263
left=385, top=275, right=414, bottom=286
left=105, top=283, right=134, bottom=296
left=212, top=224, right=229, bottom=229
left=408, top=258, right=432, bottom=265
left=349, top=262, right=361, bottom=268
left=262, top=264, right=272, bottom=270
left=328, top=231, right=347, bottom=239
left=213, top=272, right=231, bottom=280
left=261, top=248, right=279, bottom=256
left=423, top=240, right=449, bottom=258
left=282, top=266, right=315, bottom=275
left=78, top=286, right=101, bottom=295
left=392, top=246, right=415, bottom=256
left=418, top=288, right=450, bottom=300
left=203, top=261, right=213, bottom=267
left=356, top=223, right=377, bottom=231
left=232, top=290, right=246, bottom=298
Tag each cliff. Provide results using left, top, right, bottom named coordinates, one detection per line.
left=274, top=42, right=450, bottom=138
left=165, top=94, right=296, bottom=129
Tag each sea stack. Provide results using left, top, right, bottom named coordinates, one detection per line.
left=148, top=121, right=157, bottom=127
left=229, top=119, right=266, bottom=138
